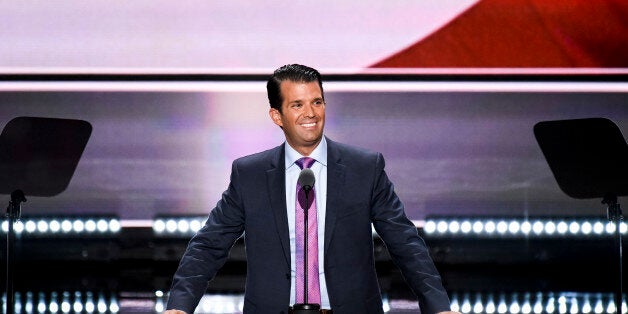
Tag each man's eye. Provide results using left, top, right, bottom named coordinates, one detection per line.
left=314, top=100, right=324, bottom=105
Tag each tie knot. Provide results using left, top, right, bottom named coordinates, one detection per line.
left=295, top=157, right=315, bottom=169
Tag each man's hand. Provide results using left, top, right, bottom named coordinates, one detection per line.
left=163, top=310, right=187, bottom=314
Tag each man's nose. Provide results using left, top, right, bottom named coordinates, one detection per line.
left=303, top=103, right=315, bottom=117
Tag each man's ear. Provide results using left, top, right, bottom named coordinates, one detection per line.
left=269, top=108, right=283, bottom=127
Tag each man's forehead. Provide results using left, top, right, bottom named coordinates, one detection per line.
left=280, top=80, right=323, bottom=99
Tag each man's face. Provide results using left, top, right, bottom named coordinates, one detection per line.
left=269, top=80, right=325, bottom=156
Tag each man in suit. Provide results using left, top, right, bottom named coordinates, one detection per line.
left=164, top=64, right=458, bottom=314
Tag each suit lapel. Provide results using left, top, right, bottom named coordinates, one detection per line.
left=324, top=139, right=346, bottom=253
left=267, top=144, right=291, bottom=267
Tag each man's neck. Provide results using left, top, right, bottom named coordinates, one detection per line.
left=287, top=140, right=322, bottom=156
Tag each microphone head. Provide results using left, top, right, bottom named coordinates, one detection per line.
left=297, top=168, right=315, bottom=190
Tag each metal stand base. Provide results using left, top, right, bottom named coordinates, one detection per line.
left=291, top=303, right=321, bottom=314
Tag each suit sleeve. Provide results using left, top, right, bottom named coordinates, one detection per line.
left=369, top=153, right=452, bottom=314
left=166, top=161, right=246, bottom=314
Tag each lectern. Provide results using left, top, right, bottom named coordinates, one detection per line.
left=1, top=116, right=92, bottom=314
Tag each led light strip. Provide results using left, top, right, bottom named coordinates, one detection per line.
left=2, top=291, right=119, bottom=314
left=448, top=291, right=626, bottom=314
left=152, top=217, right=207, bottom=236
left=153, top=290, right=624, bottom=314
left=1, top=218, right=121, bottom=235
left=423, top=218, right=625, bottom=238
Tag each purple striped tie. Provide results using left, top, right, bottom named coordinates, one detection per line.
left=295, top=157, right=320, bottom=304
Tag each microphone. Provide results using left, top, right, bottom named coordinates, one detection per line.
left=293, top=167, right=320, bottom=313
left=297, top=168, right=315, bottom=194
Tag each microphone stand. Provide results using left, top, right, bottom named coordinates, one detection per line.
left=603, top=193, right=623, bottom=314
left=291, top=186, right=320, bottom=314
left=6, top=189, right=26, bottom=314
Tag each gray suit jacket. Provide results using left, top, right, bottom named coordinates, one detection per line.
left=166, top=137, right=451, bottom=314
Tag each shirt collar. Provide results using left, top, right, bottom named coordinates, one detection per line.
left=284, top=136, right=328, bottom=169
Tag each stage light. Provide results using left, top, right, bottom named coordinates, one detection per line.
left=545, top=221, right=556, bottom=235
left=97, top=293, right=108, bottom=313
left=460, top=220, right=472, bottom=234
left=449, top=220, right=460, bottom=234
left=85, top=292, right=95, bottom=313
left=37, top=220, right=48, bottom=233
left=533, top=297, right=543, bottom=314
left=556, top=221, right=568, bottom=235
left=165, top=219, right=178, bottom=233
left=510, top=301, right=521, bottom=314
left=460, top=293, right=471, bottom=313
left=497, top=298, right=508, bottom=314
left=38, top=292, right=47, bottom=313
left=606, top=300, right=616, bottom=314
left=485, top=298, right=496, bottom=314
left=85, top=219, right=97, bottom=232
left=532, top=221, right=544, bottom=235
left=569, top=297, right=578, bottom=314
left=14, top=220, right=25, bottom=233
left=581, top=221, right=593, bottom=235
left=153, top=220, right=166, bottom=233
left=73, top=292, right=83, bottom=313
left=109, top=296, right=119, bottom=313
left=606, top=222, right=616, bottom=234
left=450, top=294, right=460, bottom=313
left=473, top=300, right=484, bottom=313
left=61, top=291, right=71, bottom=313
left=61, top=220, right=73, bottom=233
left=496, top=220, right=508, bottom=234
left=424, top=220, right=436, bottom=234
left=436, top=220, right=448, bottom=233
left=25, top=220, right=37, bottom=233
left=73, top=220, right=85, bottom=233
left=521, top=294, right=532, bottom=314
left=97, top=219, right=109, bottom=232
left=14, top=292, right=22, bottom=314
left=568, top=221, right=580, bottom=234
left=50, top=220, right=61, bottom=233
left=190, top=219, right=203, bottom=232
left=472, top=221, right=483, bottom=234
left=593, top=222, right=605, bottom=235
left=50, top=291, right=59, bottom=313
left=109, top=219, right=121, bottom=232
left=508, top=221, right=520, bottom=234
left=521, top=221, right=532, bottom=235
left=582, top=302, right=591, bottom=313
left=178, top=219, right=190, bottom=233
left=482, top=220, right=495, bottom=234
left=593, top=298, right=604, bottom=313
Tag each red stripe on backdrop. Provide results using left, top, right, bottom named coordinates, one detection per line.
left=370, top=0, right=628, bottom=68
